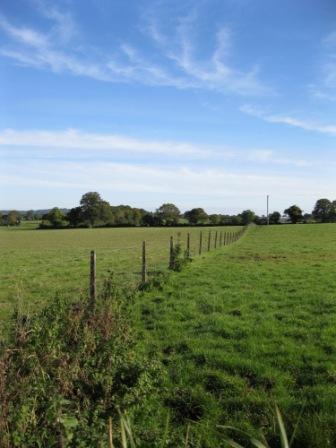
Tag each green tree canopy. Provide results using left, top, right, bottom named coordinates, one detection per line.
left=269, top=211, right=281, bottom=224
left=312, top=198, right=333, bottom=223
left=240, top=210, right=256, bottom=225
left=43, top=208, right=66, bottom=228
left=184, top=208, right=208, bottom=225
left=330, top=201, right=336, bottom=222
left=284, top=205, right=303, bottom=224
left=7, top=210, right=21, bottom=226
left=156, top=203, right=180, bottom=225
left=79, top=192, right=112, bottom=227
left=67, top=206, right=83, bottom=227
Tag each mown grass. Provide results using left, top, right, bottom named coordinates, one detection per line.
left=0, top=225, right=238, bottom=334
left=131, top=224, right=336, bottom=446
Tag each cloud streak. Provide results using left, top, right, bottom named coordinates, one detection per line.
left=240, top=104, right=336, bottom=136
left=0, top=128, right=314, bottom=169
left=0, top=128, right=218, bottom=158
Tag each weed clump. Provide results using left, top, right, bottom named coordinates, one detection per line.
left=0, top=280, right=161, bottom=447
left=170, top=242, right=192, bottom=272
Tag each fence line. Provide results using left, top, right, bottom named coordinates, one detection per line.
left=88, top=225, right=249, bottom=299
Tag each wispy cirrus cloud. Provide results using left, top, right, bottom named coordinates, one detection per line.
left=240, top=104, right=336, bottom=136
left=145, top=12, right=271, bottom=96
left=322, top=30, right=336, bottom=88
left=0, top=1, right=271, bottom=95
left=309, top=30, right=336, bottom=101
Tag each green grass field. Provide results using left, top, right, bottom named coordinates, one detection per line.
left=131, top=224, right=336, bottom=446
left=0, top=225, right=237, bottom=329
left=1, top=223, right=336, bottom=446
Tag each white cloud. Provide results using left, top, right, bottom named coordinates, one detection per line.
left=240, top=104, right=336, bottom=136
left=0, top=4, right=271, bottom=95
left=308, top=84, right=336, bottom=102
left=0, top=15, right=48, bottom=47
left=0, top=128, right=219, bottom=158
left=0, top=128, right=313, bottom=168
left=247, top=150, right=310, bottom=167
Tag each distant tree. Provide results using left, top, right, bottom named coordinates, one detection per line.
left=330, top=201, right=336, bottom=222
left=156, top=203, right=180, bottom=226
left=67, top=207, right=83, bottom=227
left=229, top=215, right=243, bottom=226
left=284, top=205, right=303, bottom=224
left=254, top=215, right=267, bottom=225
left=208, top=214, right=221, bottom=225
left=80, top=192, right=103, bottom=226
left=132, top=208, right=143, bottom=226
left=240, top=210, right=256, bottom=225
left=7, top=210, right=20, bottom=226
left=142, top=212, right=156, bottom=226
left=303, top=213, right=314, bottom=224
left=79, top=192, right=113, bottom=227
left=42, top=208, right=66, bottom=228
left=269, top=211, right=281, bottom=224
left=184, top=208, right=208, bottom=225
left=0, top=211, right=2, bottom=225
left=99, top=201, right=113, bottom=224
left=25, top=210, right=35, bottom=221
left=312, top=198, right=332, bottom=223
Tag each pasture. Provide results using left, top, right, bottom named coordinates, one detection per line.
left=132, top=224, right=336, bottom=446
left=1, top=223, right=336, bottom=446
left=0, top=225, right=239, bottom=333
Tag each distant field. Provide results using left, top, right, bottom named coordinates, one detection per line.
left=0, top=225, right=239, bottom=328
left=133, top=224, right=336, bottom=446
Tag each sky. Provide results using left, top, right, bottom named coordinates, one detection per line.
left=1, top=0, right=336, bottom=214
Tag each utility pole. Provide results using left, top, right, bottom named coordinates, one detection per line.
left=267, top=195, right=270, bottom=225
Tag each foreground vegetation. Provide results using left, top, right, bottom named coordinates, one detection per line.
left=0, top=279, right=162, bottom=447
left=1, top=224, right=336, bottom=446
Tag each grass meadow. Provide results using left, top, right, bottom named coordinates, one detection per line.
left=1, top=223, right=336, bottom=446
left=132, top=224, right=336, bottom=446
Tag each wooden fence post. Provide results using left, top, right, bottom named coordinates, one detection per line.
left=169, top=236, right=174, bottom=269
left=214, top=231, right=218, bottom=249
left=208, top=231, right=211, bottom=251
left=199, top=231, right=203, bottom=255
left=186, top=233, right=190, bottom=259
left=142, top=241, right=147, bottom=283
left=90, top=250, right=96, bottom=306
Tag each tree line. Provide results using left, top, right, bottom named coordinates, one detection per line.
left=1, top=193, right=336, bottom=228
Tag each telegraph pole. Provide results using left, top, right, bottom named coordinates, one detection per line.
left=267, top=195, right=270, bottom=225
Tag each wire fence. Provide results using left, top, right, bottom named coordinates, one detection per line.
left=1, top=226, right=248, bottom=321
left=88, top=226, right=248, bottom=303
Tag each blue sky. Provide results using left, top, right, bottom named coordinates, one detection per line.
left=1, top=0, right=336, bottom=214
